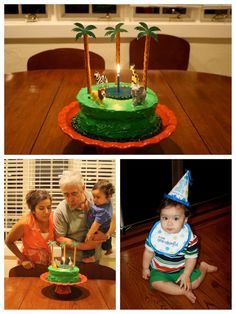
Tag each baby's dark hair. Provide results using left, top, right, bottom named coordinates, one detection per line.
left=26, top=190, right=52, bottom=212
left=92, top=179, right=115, bottom=199
left=158, top=198, right=190, bottom=217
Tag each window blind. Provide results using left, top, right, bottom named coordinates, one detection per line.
left=4, top=159, right=116, bottom=235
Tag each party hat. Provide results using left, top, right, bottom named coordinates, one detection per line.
left=164, top=170, right=191, bottom=207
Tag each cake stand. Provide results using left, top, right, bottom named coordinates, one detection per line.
left=40, top=272, right=87, bottom=296
left=58, top=101, right=177, bottom=153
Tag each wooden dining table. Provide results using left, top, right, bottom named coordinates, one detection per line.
left=4, top=277, right=115, bottom=309
left=5, top=69, right=231, bottom=154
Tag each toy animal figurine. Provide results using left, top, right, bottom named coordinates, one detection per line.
left=130, top=64, right=140, bottom=86
left=90, top=90, right=103, bottom=105
left=94, top=71, right=108, bottom=87
left=131, top=84, right=146, bottom=105
left=69, top=256, right=74, bottom=269
left=54, top=259, right=61, bottom=267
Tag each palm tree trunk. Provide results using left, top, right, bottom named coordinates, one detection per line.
left=143, top=35, right=151, bottom=89
left=83, top=34, right=92, bottom=94
left=116, top=32, right=120, bottom=84
left=116, top=32, right=120, bottom=65
left=51, top=246, right=54, bottom=264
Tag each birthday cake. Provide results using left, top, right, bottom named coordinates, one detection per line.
left=72, top=82, right=162, bottom=142
left=46, top=265, right=81, bottom=284
left=64, top=22, right=166, bottom=143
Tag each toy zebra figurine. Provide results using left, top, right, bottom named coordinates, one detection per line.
left=94, top=71, right=108, bottom=87
left=130, top=64, right=140, bottom=86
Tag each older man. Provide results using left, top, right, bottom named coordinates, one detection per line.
left=54, top=170, right=106, bottom=263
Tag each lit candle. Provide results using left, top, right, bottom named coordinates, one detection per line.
left=117, top=64, right=120, bottom=93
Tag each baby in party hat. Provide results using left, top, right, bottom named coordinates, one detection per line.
left=142, top=170, right=217, bottom=303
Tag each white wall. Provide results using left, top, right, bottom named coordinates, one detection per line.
left=4, top=37, right=231, bottom=76
left=5, top=10, right=232, bottom=76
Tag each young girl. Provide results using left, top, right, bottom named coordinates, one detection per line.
left=5, top=190, right=54, bottom=269
left=83, top=179, right=115, bottom=263
left=142, top=171, right=217, bottom=303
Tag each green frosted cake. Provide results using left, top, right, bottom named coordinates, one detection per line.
left=46, top=265, right=80, bottom=283
left=72, top=82, right=162, bottom=142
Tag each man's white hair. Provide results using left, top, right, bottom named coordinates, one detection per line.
left=59, top=170, right=84, bottom=189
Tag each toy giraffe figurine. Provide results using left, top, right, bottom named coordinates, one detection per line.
left=130, top=65, right=140, bottom=86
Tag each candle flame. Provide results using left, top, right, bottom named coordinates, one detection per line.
left=117, top=64, right=120, bottom=74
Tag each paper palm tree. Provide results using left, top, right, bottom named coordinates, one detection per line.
left=135, top=22, right=160, bottom=89
left=105, top=23, right=128, bottom=66
left=60, top=241, right=67, bottom=260
left=73, top=23, right=97, bottom=94
left=48, top=240, right=57, bottom=265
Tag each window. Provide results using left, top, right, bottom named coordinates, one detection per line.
left=4, top=159, right=116, bottom=237
left=133, top=5, right=193, bottom=21
left=201, top=6, right=231, bottom=22
left=92, top=5, right=117, bottom=14
left=4, top=4, right=19, bottom=14
left=4, top=4, right=48, bottom=20
left=4, top=4, right=231, bottom=24
left=64, top=5, right=89, bottom=14
left=62, top=4, right=118, bottom=20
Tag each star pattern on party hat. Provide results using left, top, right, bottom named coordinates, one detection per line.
left=164, top=170, right=191, bottom=206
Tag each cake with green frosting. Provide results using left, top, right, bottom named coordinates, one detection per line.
left=72, top=82, right=162, bottom=142
left=46, top=265, right=80, bottom=283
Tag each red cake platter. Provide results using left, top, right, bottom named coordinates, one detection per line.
left=40, top=272, right=87, bottom=295
left=58, top=101, right=177, bottom=152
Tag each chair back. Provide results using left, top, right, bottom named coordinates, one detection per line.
left=130, top=34, right=190, bottom=70
left=9, top=264, right=48, bottom=277
left=77, top=263, right=115, bottom=280
left=27, top=48, right=105, bottom=71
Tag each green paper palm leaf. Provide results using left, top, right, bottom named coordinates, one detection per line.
left=85, top=25, right=97, bottom=31
left=73, top=23, right=97, bottom=40
left=60, top=241, right=67, bottom=248
left=139, top=22, right=149, bottom=30
left=135, top=22, right=161, bottom=41
left=105, top=30, right=115, bottom=36
left=72, top=241, right=79, bottom=247
left=137, top=31, right=146, bottom=39
left=104, top=22, right=127, bottom=39
left=86, top=30, right=96, bottom=38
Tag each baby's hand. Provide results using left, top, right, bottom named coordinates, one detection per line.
left=21, top=260, right=34, bottom=269
left=176, top=273, right=191, bottom=290
left=142, top=268, right=150, bottom=280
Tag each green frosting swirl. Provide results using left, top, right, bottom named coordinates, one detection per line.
left=46, top=265, right=80, bottom=283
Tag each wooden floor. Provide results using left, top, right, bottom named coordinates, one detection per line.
left=121, top=206, right=231, bottom=309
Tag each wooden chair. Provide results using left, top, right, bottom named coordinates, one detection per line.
left=77, top=263, right=115, bottom=280
left=130, top=34, right=190, bottom=70
left=27, top=48, right=105, bottom=71
left=9, top=264, right=48, bottom=277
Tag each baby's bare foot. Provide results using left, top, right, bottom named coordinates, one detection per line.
left=200, top=261, right=218, bottom=273
left=184, top=290, right=196, bottom=303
